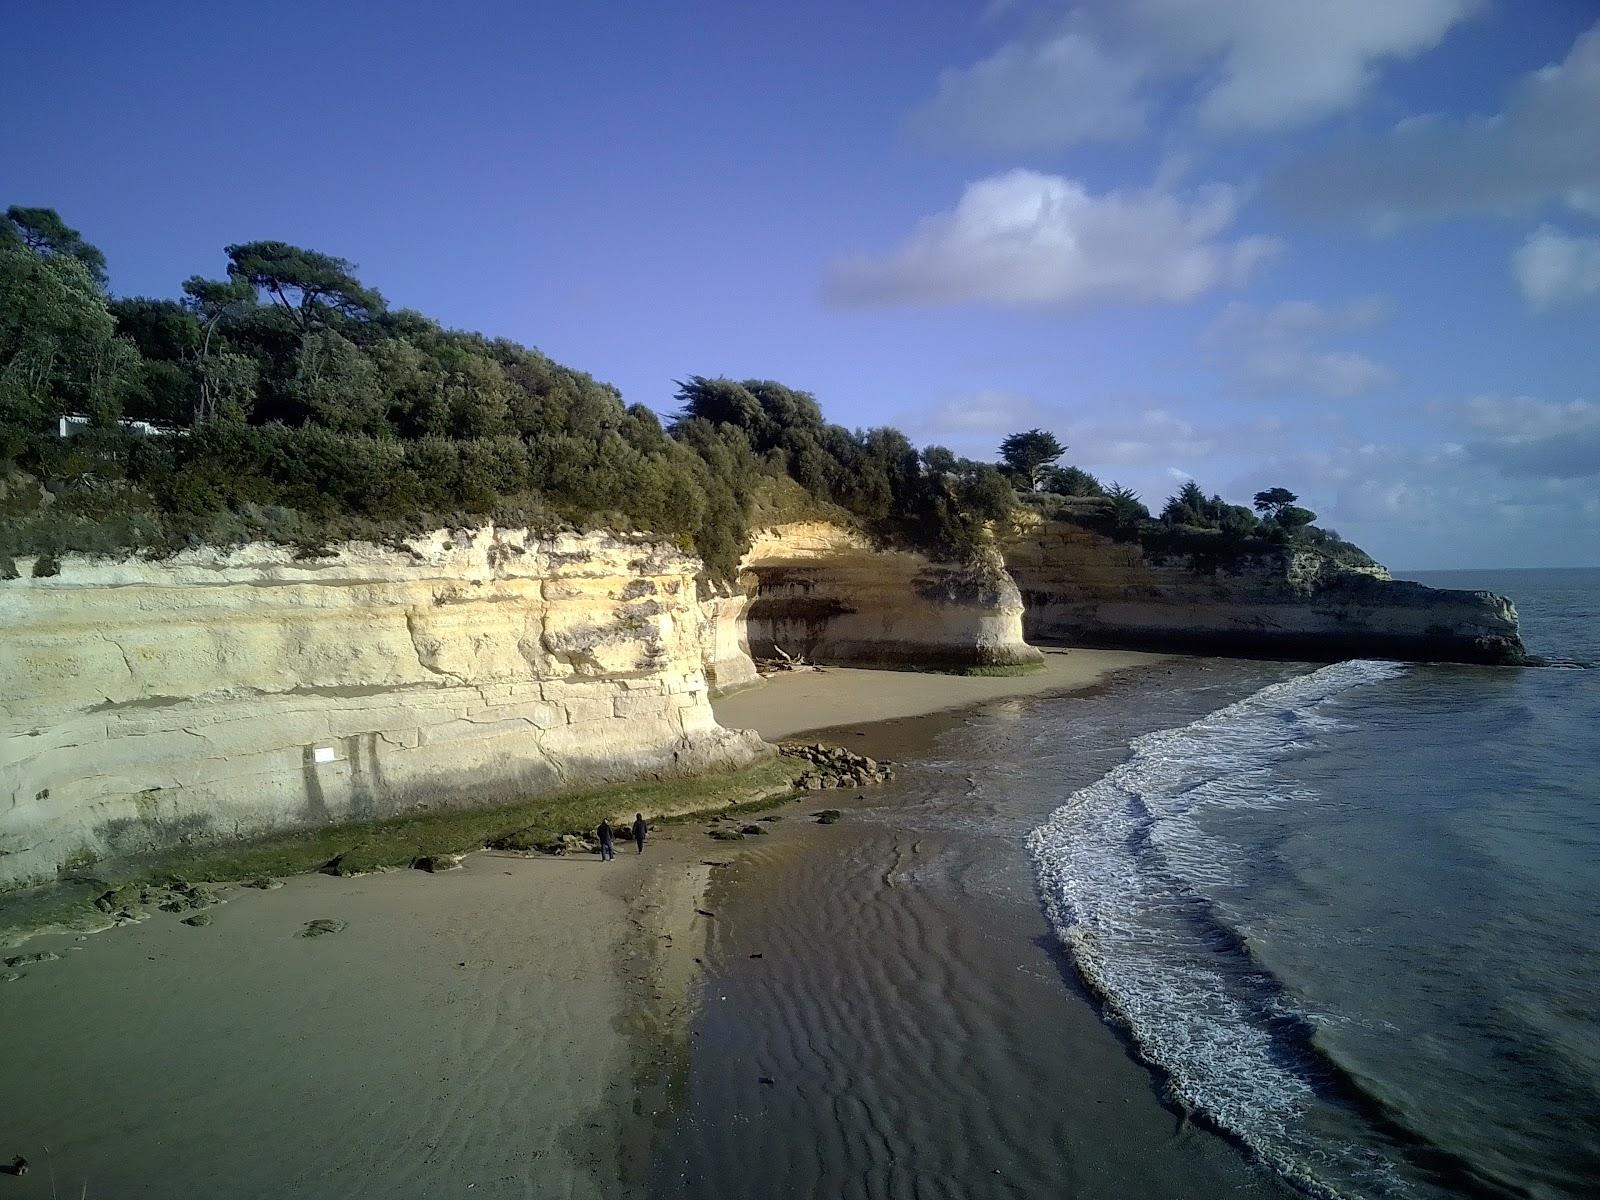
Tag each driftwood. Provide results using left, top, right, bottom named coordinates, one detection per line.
left=756, top=644, right=823, bottom=676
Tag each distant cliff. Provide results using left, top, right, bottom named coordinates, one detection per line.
left=1002, top=518, right=1524, bottom=665
left=0, top=529, right=766, bottom=890
left=738, top=521, right=1044, bottom=673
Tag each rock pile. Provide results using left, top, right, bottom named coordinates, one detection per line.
left=93, top=879, right=222, bottom=924
left=780, top=743, right=894, bottom=791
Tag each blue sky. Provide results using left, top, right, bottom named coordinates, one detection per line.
left=4, top=0, right=1597, bottom=568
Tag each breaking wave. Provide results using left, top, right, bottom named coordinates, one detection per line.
left=1027, top=660, right=1424, bottom=1199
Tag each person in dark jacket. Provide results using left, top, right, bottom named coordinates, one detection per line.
left=632, top=813, right=647, bottom=855
left=597, top=818, right=615, bottom=862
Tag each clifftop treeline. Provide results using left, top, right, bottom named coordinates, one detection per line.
left=0, top=207, right=1369, bottom=578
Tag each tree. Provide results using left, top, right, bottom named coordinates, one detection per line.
left=672, top=376, right=767, bottom=440
left=2, top=206, right=109, bottom=285
left=998, top=428, right=1065, bottom=490
left=288, top=330, right=387, bottom=434
left=1252, top=487, right=1299, bottom=520
left=1039, top=464, right=1104, bottom=497
left=1162, top=479, right=1211, bottom=526
left=1103, top=483, right=1149, bottom=538
left=1275, top=504, right=1317, bottom=532
left=0, top=239, right=133, bottom=454
left=222, top=241, right=385, bottom=329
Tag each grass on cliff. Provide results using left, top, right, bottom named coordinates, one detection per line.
left=2, top=759, right=805, bottom=945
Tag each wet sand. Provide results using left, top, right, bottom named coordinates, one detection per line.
left=660, top=655, right=1301, bottom=1200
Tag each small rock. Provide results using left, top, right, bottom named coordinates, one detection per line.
left=739, top=824, right=767, bottom=836
left=320, top=854, right=359, bottom=877
left=1, top=972, right=22, bottom=983
left=3, top=951, right=58, bottom=968
left=758, top=1077, right=775, bottom=1086
left=748, top=952, right=763, bottom=959
left=181, top=913, right=212, bottom=927
left=298, top=918, right=347, bottom=938
left=813, top=809, right=843, bottom=825
left=707, top=828, right=745, bottom=841
left=548, top=833, right=598, bottom=856
left=3, top=1156, right=27, bottom=1176
left=695, top=909, right=716, bottom=918
left=242, top=876, right=283, bottom=890
left=413, top=853, right=464, bottom=873
left=155, top=881, right=222, bottom=912
left=759, top=815, right=783, bottom=823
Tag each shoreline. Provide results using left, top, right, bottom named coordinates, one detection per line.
left=0, top=651, right=1184, bottom=1198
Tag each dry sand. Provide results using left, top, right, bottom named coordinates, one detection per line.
left=712, top=646, right=1166, bottom=740
left=0, top=836, right=746, bottom=1200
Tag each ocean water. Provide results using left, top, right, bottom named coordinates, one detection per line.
left=1030, top=568, right=1600, bottom=1199
left=660, top=570, right=1597, bottom=1199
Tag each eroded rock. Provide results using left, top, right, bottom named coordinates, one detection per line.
left=298, top=918, right=347, bottom=938
left=3, top=951, right=58, bottom=968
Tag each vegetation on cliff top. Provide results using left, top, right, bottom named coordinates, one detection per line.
left=1, top=207, right=1371, bottom=578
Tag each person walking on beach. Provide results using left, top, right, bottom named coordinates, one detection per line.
left=597, top=818, right=615, bottom=862
left=632, top=813, right=647, bottom=855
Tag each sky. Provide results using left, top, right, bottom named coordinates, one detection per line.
left=4, top=0, right=1597, bottom=569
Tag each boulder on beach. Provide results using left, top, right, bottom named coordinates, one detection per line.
left=298, top=918, right=347, bottom=938
left=413, top=853, right=464, bottom=873
left=4, top=951, right=59, bottom=968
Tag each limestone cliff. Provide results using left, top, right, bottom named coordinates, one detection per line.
left=0, top=529, right=766, bottom=890
left=1003, top=519, right=1524, bottom=665
left=739, top=521, right=1043, bottom=671
left=698, top=591, right=760, bottom=696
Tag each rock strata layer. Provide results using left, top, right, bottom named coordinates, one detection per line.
left=740, top=522, right=1043, bottom=671
left=0, top=528, right=765, bottom=889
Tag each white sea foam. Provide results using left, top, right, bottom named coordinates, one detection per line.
left=1027, top=659, right=1411, bottom=1198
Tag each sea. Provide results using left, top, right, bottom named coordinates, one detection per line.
left=657, top=568, right=1599, bottom=1200
left=1030, top=567, right=1600, bottom=1199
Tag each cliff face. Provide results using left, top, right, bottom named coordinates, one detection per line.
left=1003, top=519, right=1525, bottom=665
left=739, top=521, right=1044, bottom=672
left=698, top=591, right=760, bottom=695
left=0, top=529, right=766, bottom=890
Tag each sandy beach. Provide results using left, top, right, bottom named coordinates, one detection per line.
left=2, top=651, right=1277, bottom=1200
left=713, top=646, right=1166, bottom=739
left=0, top=830, right=758, bottom=1199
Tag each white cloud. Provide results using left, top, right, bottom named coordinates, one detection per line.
left=915, top=31, right=1147, bottom=150
left=1132, top=0, right=1481, bottom=133
left=1227, top=432, right=1600, bottom=567
left=1202, top=297, right=1395, bottom=398
left=904, top=389, right=1047, bottom=439
left=1513, top=225, right=1600, bottom=309
left=915, top=0, right=1480, bottom=148
left=1457, top=394, right=1600, bottom=478
left=899, top=393, right=1284, bottom=473
left=1279, top=21, right=1600, bottom=225
left=825, top=170, right=1278, bottom=309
